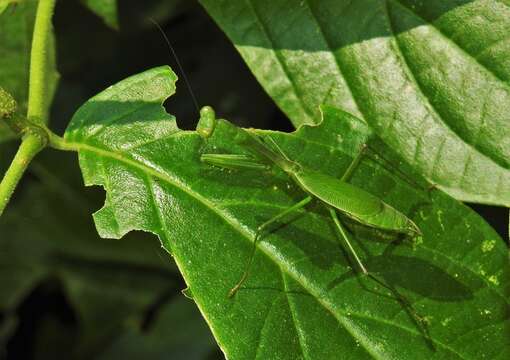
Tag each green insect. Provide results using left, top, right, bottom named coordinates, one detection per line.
left=196, top=106, right=422, bottom=298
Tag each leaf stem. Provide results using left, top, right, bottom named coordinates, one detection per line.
left=0, top=134, right=46, bottom=216
left=27, top=0, right=56, bottom=125
left=47, top=132, right=76, bottom=152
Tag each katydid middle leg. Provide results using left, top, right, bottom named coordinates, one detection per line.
left=354, top=143, right=427, bottom=192
left=229, top=196, right=313, bottom=297
left=329, top=206, right=425, bottom=319
left=340, top=144, right=368, bottom=182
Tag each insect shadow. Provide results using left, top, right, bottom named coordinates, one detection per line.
left=250, top=205, right=444, bottom=350
left=327, top=220, right=475, bottom=302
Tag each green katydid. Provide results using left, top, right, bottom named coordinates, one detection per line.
left=149, top=21, right=429, bottom=336
left=196, top=106, right=422, bottom=298
left=147, top=17, right=424, bottom=308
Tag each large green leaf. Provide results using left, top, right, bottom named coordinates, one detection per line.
left=198, top=0, right=510, bottom=207
left=0, top=0, right=58, bottom=142
left=0, top=149, right=180, bottom=357
left=64, top=66, right=509, bottom=359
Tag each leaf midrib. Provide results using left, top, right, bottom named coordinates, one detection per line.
left=66, top=138, right=466, bottom=358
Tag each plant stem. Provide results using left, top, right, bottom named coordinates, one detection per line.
left=0, top=134, right=45, bottom=216
left=27, top=0, right=56, bottom=124
left=0, top=0, right=56, bottom=216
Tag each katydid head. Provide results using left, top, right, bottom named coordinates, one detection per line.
left=196, top=106, right=217, bottom=139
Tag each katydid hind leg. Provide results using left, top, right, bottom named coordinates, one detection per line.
left=362, top=269, right=433, bottom=348
left=330, top=208, right=430, bottom=342
left=328, top=207, right=368, bottom=274
left=341, top=143, right=425, bottom=192
left=229, top=196, right=313, bottom=297
left=329, top=207, right=409, bottom=306
left=363, top=144, right=427, bottom=191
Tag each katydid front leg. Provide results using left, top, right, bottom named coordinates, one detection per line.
left=229, top=196, right=313, bottom=297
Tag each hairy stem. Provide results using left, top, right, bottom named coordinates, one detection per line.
left=0, top=134, right=45, bottom=216
left=27, top=0, right=56, bottom=124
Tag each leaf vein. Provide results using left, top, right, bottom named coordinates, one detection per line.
left=253, top=293, right=281, bottom=360
left=386, top=0, right=510, bottom=174
left=281, top=273, right=311, bottom=360
left=84, top=103, right=155, bottom=140
left=302, top=0, right=364, bottom=120
left=391, top=0, right=510, bottom=87
left=122, top=130, right=185, bottom=152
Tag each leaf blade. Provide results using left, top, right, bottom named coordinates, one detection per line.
left=65, top=67, right=509, bottom=359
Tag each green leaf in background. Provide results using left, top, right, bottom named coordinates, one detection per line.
left=198, top=0, right=510, bottom=207
left=0, top=149, right=183, bottom=357
left=81, top=0, right=118, bottom=29
left=0, top=0, right=58, bottom=142
left=64, top=66, right=509, bottom=359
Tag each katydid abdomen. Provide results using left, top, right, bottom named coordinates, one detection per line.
left=294, top=170, right=421, bottom=236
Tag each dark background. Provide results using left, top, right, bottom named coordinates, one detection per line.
left=1, top=0, right=507, bottom=359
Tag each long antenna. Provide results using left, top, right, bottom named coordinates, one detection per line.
left=149, top=17, right=200, bottom=117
